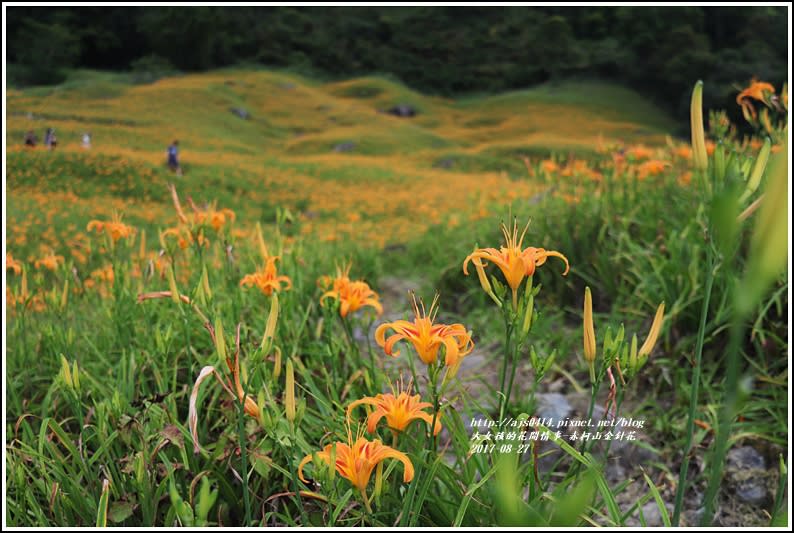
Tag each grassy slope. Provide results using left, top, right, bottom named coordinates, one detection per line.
left=6, top=68, right=676, bottom=258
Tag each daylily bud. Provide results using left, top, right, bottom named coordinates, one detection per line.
left=583, top=287, right=597, bottom=368
left=167, top=265, right=180, bottom=305
left=273, top=346, right=282, bottom=380
left=261, top=293, right=279, bottom=352
left=530, top=345, right=540, bottom=371
left=60, top=278, right=69, bottom=310
left=738, top=148, right=788, bottom=315
left=638, top=303, right=665, bottom=362
left=760, top=108, right=773, bottom=134
left=60, top=355, right=73, bottom=389
left=602, top=327, right=614, bottom=357
left=139, top=228, right=147, bottom=260
left=629, top=333, right=639, bottom=376
left=72, top=360, right=80, bottom=392
left=21, top=267, right=29, bottom=300
left=740, top=137, right=771, bottom=203
left=690, top=81, right=708, bottom=172
left=542, top=349, right=557, bottom=375
left=213, top=318, right=228, bottom=363
left=285, top=359, right=296, bottom=423
left=200, top=265, right=212, bottom=301
left=255, top=222, right=269, bottom=262
left=443, top=359, right=462, bottom=386
left=472, top=255, right=501, bottom=307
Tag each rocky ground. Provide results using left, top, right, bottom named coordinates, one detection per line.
left=355, top=276, right=786, bottom=527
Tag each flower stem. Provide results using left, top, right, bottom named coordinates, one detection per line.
left=672, top=245, right=715, bottom=526
left=236, top=397, right=252, bottom=526
left=498, top=314, right=513, bottom=421
left=360, top=488, right=373, bottom=515
left=503, top=334, right=520, bottom=418
left=699, top=317, right=746, bottom=525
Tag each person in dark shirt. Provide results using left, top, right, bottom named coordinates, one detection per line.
left=167, top=140, right=182, bottom=176
left=24, top=130, right=38, bottom=147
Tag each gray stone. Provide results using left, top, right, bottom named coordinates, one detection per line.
left=333, top=142, right=356, bottom=153
left=636, top=500, right=666, bottom=527
left=734, top=480, right=767, bottom=505
left=725, top=446, right=769, bottom=506
left=535, top=393, right=572, bottom=428
left=230, top=107, right=251, bottom=120
left=433, top=158, right=456, bottom=169
left=727, top=446, right=765, bottom=470
left=386, top=104, right=417, bottom=117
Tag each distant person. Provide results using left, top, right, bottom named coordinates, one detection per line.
left=44, top=128, right=53, bottom=148
left=167, top=140, right=182, bottom=176
left=82, top=132, right=92, bottom=149
left=49, top=130, right=58, bottom=150
left=24, top=130, right=37, bottom=147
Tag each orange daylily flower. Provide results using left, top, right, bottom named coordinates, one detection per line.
left=161, top=226, right=210, bottom=250
left=87, top=213, right=136, bottom=242
left=637, top=160, right=670, bottom=180
left=675, top=145, right=692, bottom=160
left=34, top=251, right=65, bottom=271
left=736, top=79, right=776, bottom=121
left=347, top=381, right=442, bottom=436
left=240, top=256, right=292, bottom=296
left=463, top=220, right=569, bottom=308
left=189, top=204, right=237, bottom=233
left=318, top=262, right=353, bottom=292
left=320, top=264, right=382, bottom=317
left=626, top=145, right=653, bottom=161
left=298, top=431, right=414, bottom=494
left=375, top=294, right=473, bottom=367
left=541, top=159, right=559, bottom=174
left=167, top=183, right=236, bottom=236
left=208, top=208, right=236, bottom=232
left=90, top=264, right=115, bottom=285
left=6, top=252, right=22, bottom=275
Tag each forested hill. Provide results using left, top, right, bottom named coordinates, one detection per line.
left=6, top=6, right=789, bottom=126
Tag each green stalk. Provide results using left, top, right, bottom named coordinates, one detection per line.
left=699, top=317, right=746, bottom=525
left=339, top=314, right=366, bottom=377
left=503, top=334, right=520, bottom=420
left=235, top=396, right=252, bottom=526
left=672, top=244, right=715, bottom=525
left=364, top=318, right=380, bottom=391
left=571, top=376, right=600, bottom=482
left=286, top=423, right=309, bottom=526
left=428, top=363, right=441, bottom=451
left=498, top=313, right=514, bottom=421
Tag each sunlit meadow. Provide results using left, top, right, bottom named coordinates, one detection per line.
left=4, top=69, right=789, bottom=527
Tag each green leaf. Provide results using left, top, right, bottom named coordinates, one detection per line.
left=96, top=480, right=110, bottom=527
left=643, top=472, right=671, bottom=527
left=108, top=500, right=136, bottom=524
left=453, top=464, right=497, bottom=526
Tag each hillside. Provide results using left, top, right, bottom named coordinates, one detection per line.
left=6, top=69, right=676, bottom=256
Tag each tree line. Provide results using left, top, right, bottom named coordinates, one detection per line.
left=6, top=6, right=788, bottom=126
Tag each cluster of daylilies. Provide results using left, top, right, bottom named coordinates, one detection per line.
left=6, top=77, right=785, bottom=523
left=5, top=187, right=671, bottom=515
